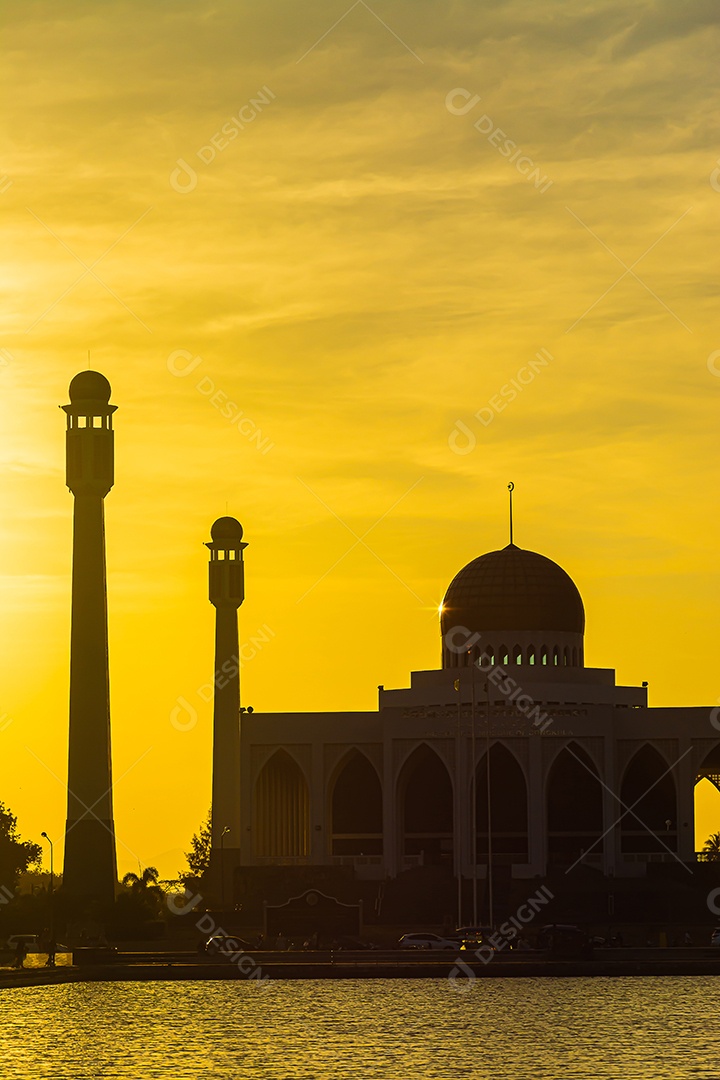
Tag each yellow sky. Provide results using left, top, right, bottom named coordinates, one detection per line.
left=1, top=1, right=720, bottom=878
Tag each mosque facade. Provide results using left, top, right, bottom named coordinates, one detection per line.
left=208, top=520, right=719, bottom=909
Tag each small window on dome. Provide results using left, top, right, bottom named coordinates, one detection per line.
left=513, top=644, right=522, bottom=665
left=528, top=646, right=536, bottom=665
left=541, top=646, right=548, bottom=666
left=553, top=646, right=559, bottom=666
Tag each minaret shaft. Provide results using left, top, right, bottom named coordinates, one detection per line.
left=66, top=494, right=114, bottom=821
left=211, top=606, right=241, bottom=843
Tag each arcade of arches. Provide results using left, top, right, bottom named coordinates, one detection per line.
left=248, top=737, right=719, bottom=874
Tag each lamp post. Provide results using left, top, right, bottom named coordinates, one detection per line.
left=470, top=666, right=477, bottom=926
left=469, top=656, right=494, bottom=930
left=454, top=677, right=462, bottom=929
left=484, top=676, right=494, bottom=930
left=40, top=832, right=55, bottom=966
left=220, top=826, right=230, bottom=909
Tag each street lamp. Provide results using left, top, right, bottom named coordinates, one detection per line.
left=220, top=826, right=230, bottom=909
left=470, top=660, right=477, bottom=926
left=454, top=676, right=462, bottom=929
left=40, top=832, right=55, bottom=967
left=484, top=675, right=494, bottom=931
left=469, top=655, right=494, bottom=930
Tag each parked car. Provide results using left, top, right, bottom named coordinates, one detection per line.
left=398, top=932, right=458, bottom=951
left=6, top=934, right=41, bottom=952
left=710, top=927, right=720, bottom=947
left=455, top=926, right=495, bottom=950
left=204, top=933, right=254, bottom=956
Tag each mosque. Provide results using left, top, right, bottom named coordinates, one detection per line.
left=56, top=370, right=718, bottom=923
left=208, top=511, right=720, bottom=923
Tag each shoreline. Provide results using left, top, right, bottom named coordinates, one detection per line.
left=3, top=950, right=720, bottom=989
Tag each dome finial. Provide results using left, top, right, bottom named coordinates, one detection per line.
left=508, top=482, right=515, bottom=546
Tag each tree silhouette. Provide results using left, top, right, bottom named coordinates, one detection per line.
left=703, top=832, right=720, bottom=861
left=120, top=866, right=164, bottom=915
left=121, top=865, right=162, bottom=895
left=0, top=802, right=41, bottom=893
left=181, top=810, right=211, bottom=883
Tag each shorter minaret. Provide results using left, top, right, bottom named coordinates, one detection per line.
left=206, top=517, right=247, bottom=903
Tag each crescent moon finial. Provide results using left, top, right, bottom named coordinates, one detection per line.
left=508, top=483, right=515, bottom=545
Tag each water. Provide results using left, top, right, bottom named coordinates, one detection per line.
left=1, top=977, right=719, bottom=1078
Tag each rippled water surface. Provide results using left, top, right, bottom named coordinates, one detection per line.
left=2, top=977, right=720, bottom=1079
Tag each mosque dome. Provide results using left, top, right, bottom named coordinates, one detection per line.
left=442, top=543, right=584, bottom=636
left=211, top=516, right=244, bottom=543
left=68, top=371, right=112, bottom=403
left=440, top=543, right=585, bottom=669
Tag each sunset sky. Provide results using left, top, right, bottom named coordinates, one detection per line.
left=1, top=1, right=719, bottom=878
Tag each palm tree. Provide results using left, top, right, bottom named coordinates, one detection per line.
left=121, top=866, right=164, bottom=910
left=702, top=832, right=720, bottom=861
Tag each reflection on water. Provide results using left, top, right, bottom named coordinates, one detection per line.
left=1, top=952, right=73, bottom=969
left=1, top=977, right=719, bottom=1079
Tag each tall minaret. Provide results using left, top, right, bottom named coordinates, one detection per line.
left=62, top=371, right=118, bottom=906
left=206, top=517, right=247, bottom=901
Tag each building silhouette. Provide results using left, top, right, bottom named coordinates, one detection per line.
left=62, top=371, right=118, bottom=905
left=209, top=523, right=720, bottom=921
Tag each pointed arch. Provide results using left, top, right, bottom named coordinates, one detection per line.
left=513, top=643, right=522, bottom=665
left=499, top=644, right=509, bottom=665
left=620, top=744, right=677, bottom=854
left=541, top=646, right=548, bottom=666
left=546, top=741, right=603, bottom=866
left=695, top=745, right=720, bottom=853
left=696, top=743, right=720, bottom=792
left=254, top=749, right=310, bottom=858
left=397, top=743, right=453, bottom=865
left=474, top=743, right=528, bottom=859
left=330, top=749, right=383, bottom=855
left=528, top=645, right=536, bottom=666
